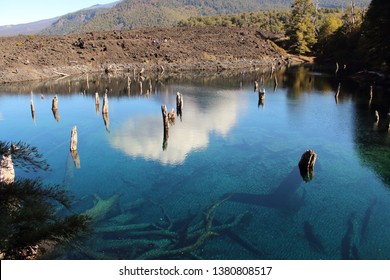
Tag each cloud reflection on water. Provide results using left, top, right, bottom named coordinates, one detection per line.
left=110, top=92, right=241, bottom=164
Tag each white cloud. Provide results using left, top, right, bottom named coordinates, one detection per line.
left=110, top=92, right=242, bottom=165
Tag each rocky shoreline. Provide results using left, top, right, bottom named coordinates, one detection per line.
left=0, top=26, right=304, bottom=84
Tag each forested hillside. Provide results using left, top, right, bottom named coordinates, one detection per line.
left=41, top=0, right=370, bottom=35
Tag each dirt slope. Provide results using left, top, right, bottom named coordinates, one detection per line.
left=0, top=26, right=291, bottom=84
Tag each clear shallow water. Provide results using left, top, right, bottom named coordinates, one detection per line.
left=1, top=66, right=390, bottom=259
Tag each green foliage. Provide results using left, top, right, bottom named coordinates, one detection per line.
left=178, top=10, right=290, bottom=33
left=316, top=12, right=343, bottom=52
left=40, top=0, right=371, bottom=35
left=358, top=0, right=390, bottom=71
left=0, top=141, right=90, bottom=259
left=0, top=141, right=49, bottom=172
left=286, top=0, right=317, bottom=54
left=318, top=0, right=390, bottom=72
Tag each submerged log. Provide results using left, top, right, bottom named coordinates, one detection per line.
left=82, top=193, right=120, bottom=224
left=298, top=150, right=317, bottom=182
left=70, top=126, right=78, bottom=152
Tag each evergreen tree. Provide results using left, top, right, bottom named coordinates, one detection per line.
left=286, top=0, right=317, bottom=54
left=358, top=0, right=390, bottom=71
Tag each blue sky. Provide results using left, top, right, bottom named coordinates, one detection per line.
left=0, top=0, right=117, bottom=26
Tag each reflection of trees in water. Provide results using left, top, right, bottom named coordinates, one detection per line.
left=352, top=85, right=390, bottom=187
left=282, top=66, right=335, bottom=99
left=0, top=71, right=263, bottom=97
left=0, top=141, right=89, bottom=260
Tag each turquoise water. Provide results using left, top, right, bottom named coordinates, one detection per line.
left=1, top=66, right=390, bottom=259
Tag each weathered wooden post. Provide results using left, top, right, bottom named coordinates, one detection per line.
left=254, top=81, right=259, bottom=92
left=87, top=73, right=90, bottom=90
left=161, top=104, right=169, bottom=150
left=102, top=110, right=110, bottom=133
left=335, top=83, right=341, bottom=104
left=0, top=152, right=15, bottom=184
left=95, top=92, right=100, bottom=115
left=258, top=91, right=265, bottom=109
left=176, top=92, right=184, bottom=120
left=270, top=63, right=275, bottom=79
left=374, top=110, right=380, bottom=126
left=30, top=93, right=36, bottom=124
left=69, top=126, right=80, bottom=168
left=149, top=79, right=153, bottom=93
left=70, top=126, right=78, bottom=152
left=95, top=92, right=100, bottom=106
left=298, top=150, right=317, bottom=182
left=368, top=85, right=373, bottom=108
left=139, top=81, right=143, bottom=95
left=168, top=108, right=176, bottom=124
left=52, top=95, right=58, bottom=110
left=387, top=113, right=390, bottom=132
left=127, top=76, right=131, bottom=96
left=51, top=95, right=60, bottom=122
left=274, top=76, right=278, bottom=91
left=102, top=92, right=109, bottom=114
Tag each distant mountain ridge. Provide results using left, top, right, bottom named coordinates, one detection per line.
left=0, top=0, right=371, bottom=36
left=0, top=1, right=120, bottom=37
left=0, top=17, right=59, bottom=36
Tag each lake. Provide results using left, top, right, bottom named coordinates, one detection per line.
left=1, top=65, right=390, bottom=260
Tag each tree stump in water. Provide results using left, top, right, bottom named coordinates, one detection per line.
left=298, top=150, right=317, bottom=182
left=30, top=99, right=35, bottom=123
left=168, top=108, right=176, bottom=124
left=374, top=110, right=379, bottom=123
left=254, top=81, right=259, bottom=92
left=95, top=92, right=100, bottom=106
left=176, top=92, right=184, bottom=120
left=102, top=93, right=109, bottom=114
left=161, top=105, right=169, bottom=150
left=52, top=95, right=58, bottom=110
left=95, top=92, right=100, bottom=114
left=70, top=126, right=78, bottom=152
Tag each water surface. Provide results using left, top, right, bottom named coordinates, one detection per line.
left=1, top=66, right=390, bottom=259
